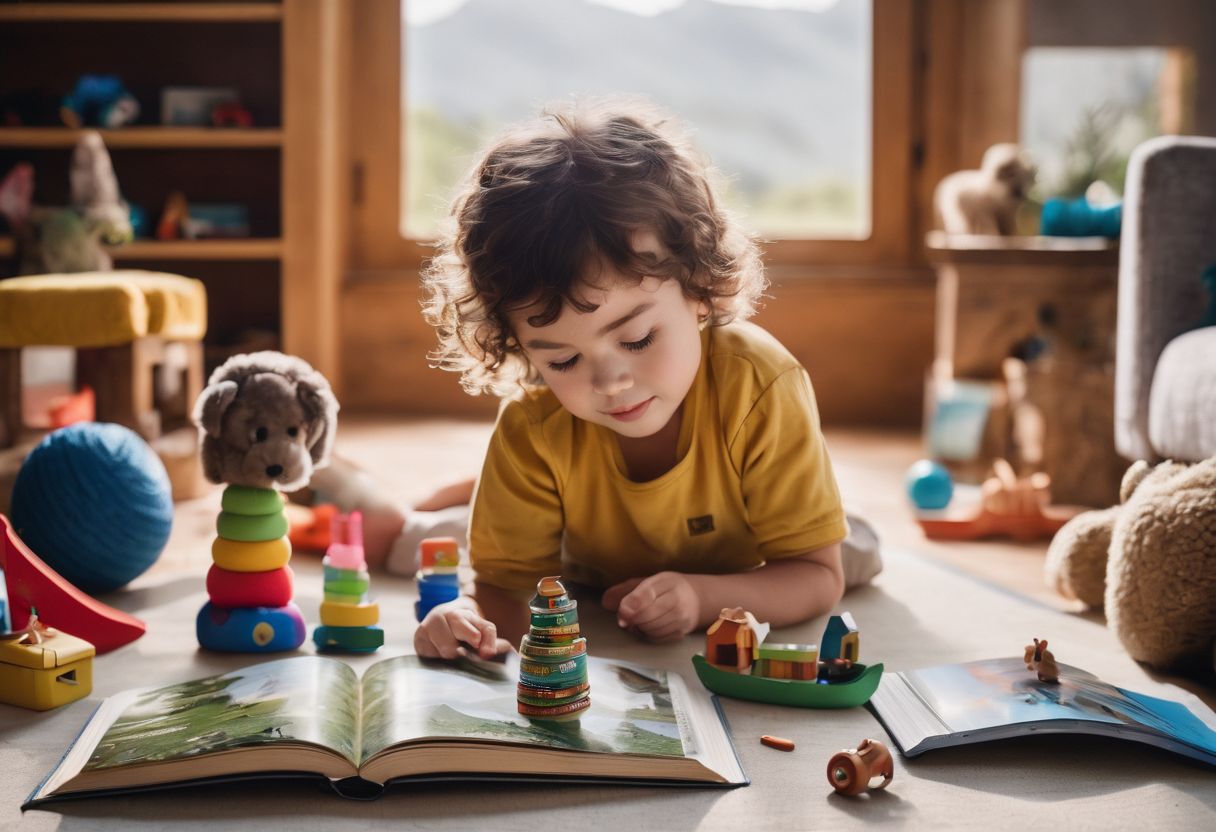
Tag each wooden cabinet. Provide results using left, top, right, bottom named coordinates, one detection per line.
left=0, top=1, right=343, bottom=384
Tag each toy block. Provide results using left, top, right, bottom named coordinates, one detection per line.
left=420, top=537, right=459, bottom=572
left=1, top=514, right=145, bottom=654
left=0, top=623, right=94, bottom=710
left=312, top=624, right=384, bottom=653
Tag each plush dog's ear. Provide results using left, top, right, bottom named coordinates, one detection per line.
left=192, top=380, right=239, bottom=438
left=296, top=376, right=339, bottom=468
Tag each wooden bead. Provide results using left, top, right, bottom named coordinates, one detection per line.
left=206, top=564, right=294, bottom=608
left=211, top=535, right=292, bottom=572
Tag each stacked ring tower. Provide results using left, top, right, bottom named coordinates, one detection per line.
left=313, top=511, right=383, bottom=653
left=197, top=485, right=306, bottom=652
left=517, top=576, right=590, bottom=720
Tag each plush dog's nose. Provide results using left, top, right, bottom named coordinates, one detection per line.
left=266, top=464, right=283, bottom=478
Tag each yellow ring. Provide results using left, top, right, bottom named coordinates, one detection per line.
left=212, top=535, right=292, bottom=572
left=320, top=601, right=380, bottom=628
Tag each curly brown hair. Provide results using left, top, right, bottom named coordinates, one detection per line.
left=422, top=99, right=767, bottom=397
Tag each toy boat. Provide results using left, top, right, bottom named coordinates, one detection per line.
left=691, top=653, right=883, bottom=708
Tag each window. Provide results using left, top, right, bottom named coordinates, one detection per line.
left=1020, top=47, right=1194, bottom=199
left=403, top=0, right=872, bottom=242
left=347, top=0, right=912, bottom=270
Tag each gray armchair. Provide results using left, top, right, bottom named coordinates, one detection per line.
left=1115, top=135, right=1216, bottom=463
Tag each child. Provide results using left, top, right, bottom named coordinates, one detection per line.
left=414, top=100, right=879, bottom=660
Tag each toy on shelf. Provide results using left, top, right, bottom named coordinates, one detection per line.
left=827, top=738, right=894, bottom=796
left=0, top=612, right=95, bottom=710
left=1, top=514, right=145, bottom=653
left=1023, top=638, right=1060, bottom=683
left=916, top=458, right=1083, bottom=542
left=905, top=459, right=954, bottom=511
left=191, top=352, right=339, bottom=654
left=60, top=75, right=140, bottom=129
left=934, top=143, right=1035, bottom=236
left=517, top=576, right=590, bottom=720
left=313, top=511, right=383, bottom=653
left=211, top=101, right=254, bottom=129
left=415, top=537, right=461, bottom=621
left=692, top=609, right=882, bottom=708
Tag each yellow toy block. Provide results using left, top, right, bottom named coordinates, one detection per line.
left=320, top=601, right=380, bottom=628
left=0, top=629, right=94, bottom=711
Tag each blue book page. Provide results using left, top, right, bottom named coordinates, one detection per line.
left=902, top=658, right=1216, bottom=754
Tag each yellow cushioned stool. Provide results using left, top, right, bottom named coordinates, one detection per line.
left=0, top=270, right=208, bottom=498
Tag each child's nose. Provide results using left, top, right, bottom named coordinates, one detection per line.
left=591, top=360, right=633, bottom=397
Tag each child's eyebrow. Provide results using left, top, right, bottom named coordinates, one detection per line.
left=523, top=302, right=654, bottom=350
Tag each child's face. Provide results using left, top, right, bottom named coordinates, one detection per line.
left=511, top=263, right=705, bottom=440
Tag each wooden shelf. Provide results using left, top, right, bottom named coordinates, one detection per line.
left=0, top=127, right=283, bottom=149
left=0, top=3, right=282, bottom=23
left=0, top=237, right=282, bottom=261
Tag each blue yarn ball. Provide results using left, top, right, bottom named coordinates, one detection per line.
left=11, top=423, right=173, bottom=594
left=905, top=460, right=954, bottom=510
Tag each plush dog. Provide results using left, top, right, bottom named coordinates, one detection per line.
left=1044, top=456, right=1216, bottom=672
left=935, top=143, right=1036, bottom=235
left=192, top=351, right=339, bottom=491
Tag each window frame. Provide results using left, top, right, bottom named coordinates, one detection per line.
left=346, top=0, right=915, bottom=273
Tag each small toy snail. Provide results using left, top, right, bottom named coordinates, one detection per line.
left=827, top=738, right=894, bottom=796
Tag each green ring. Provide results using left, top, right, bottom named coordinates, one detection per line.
left=325, top=577, right=370, bottom=596
left=221, top=485, right=284, bottom=516
left=217, top=510, right=289, bottom=542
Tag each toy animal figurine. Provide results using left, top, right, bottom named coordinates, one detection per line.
left=60, top=75, right=140, bottom=129
left=934, top=143, right=1036, bottom=235
left=192, top=351, right=339, bottom=653
left=827, top=738, right=894, bottom=796
left=0, top=132, right=132, bottom=274
left=1024, top=638, right=1060, bottom=683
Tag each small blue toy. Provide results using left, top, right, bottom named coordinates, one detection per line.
left=415, top=537, right=460, bottom=621
left=196, top=602, right=307, bottom=653
left=1040, top=196, right=1121, bottom=238
left=905, top=460, right=954, bottom=511
left=60, top=75, right=140, bottom=129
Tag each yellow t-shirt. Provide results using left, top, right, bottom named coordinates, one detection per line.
left=469, top=321, right=849, bottom=594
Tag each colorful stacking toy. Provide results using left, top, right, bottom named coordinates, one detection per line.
left=313, top=511, right=383, bottom=653
left=196, top=485, right=305, bottom=652
left=414, top=537, right=460, bottom=621
left=517, top=576, right=590, bottom=720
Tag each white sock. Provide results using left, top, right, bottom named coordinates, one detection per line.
left=842, top=513, right=883, bottom=589
left=385, top=504, right=471, bottom=577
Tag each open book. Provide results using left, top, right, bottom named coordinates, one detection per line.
left=869, top=657, right=1216, bottom=766
left=26, top=654, right=746, bottom=806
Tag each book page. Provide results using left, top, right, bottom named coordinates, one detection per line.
left=83, top=656, right=363, bottom=771
left=874, top=657, right=1216, bottom=758
left=359, top=655, right=688, bottom=765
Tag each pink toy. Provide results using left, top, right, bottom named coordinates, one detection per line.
left=1, top=514, right=145, bottom=653
left=325, top=511, right=366, bottom=570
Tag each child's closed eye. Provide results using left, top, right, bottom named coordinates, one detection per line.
left=547, top=355, right=580, bottom=372
left=622, top=331, right=655, bottom=352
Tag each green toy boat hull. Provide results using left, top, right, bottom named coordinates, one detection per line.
left=691, top=654, right=883, bottom=708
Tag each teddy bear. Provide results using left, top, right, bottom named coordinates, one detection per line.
left=192, top=351, right=339, bottom=491
left=1044, top=455, right=1216, bottom=672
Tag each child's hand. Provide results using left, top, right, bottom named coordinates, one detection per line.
left=602, top=572, right=701, bottom=641
left=414, top=602, right=513, bottom=660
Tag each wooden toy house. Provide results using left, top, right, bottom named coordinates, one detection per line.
left=0, top=626, right=94, bottom=710
left=705, top=607, right=769, bottom=672
left=822, top=612, right=860, bottom=662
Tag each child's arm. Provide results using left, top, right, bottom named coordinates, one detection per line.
left=604, top=542, right=844, bottom=640
left=413, top=582, right=528, bottom=659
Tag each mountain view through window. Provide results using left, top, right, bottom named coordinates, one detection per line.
left=402, top=0, right=872, bottom=241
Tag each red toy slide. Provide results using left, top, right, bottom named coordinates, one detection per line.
left=1, top=514, right=145, bottom=653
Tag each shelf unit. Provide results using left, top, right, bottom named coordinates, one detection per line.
left=0, top=0, right=344, bottom=384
